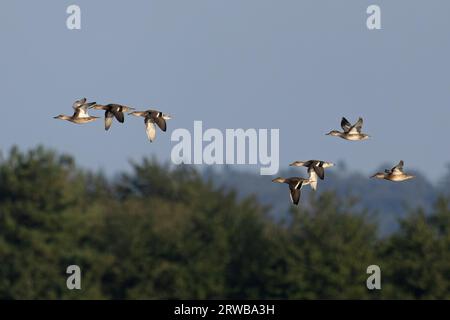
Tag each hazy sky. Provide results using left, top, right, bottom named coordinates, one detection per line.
left=1, top=0, right=449, bottom=181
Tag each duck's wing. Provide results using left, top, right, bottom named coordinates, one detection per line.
left=341, top=117, right=352, bottom=132
left=76, top=107, right=89, bottom=118
left=113, top=111, right=125, bottom=123
left=312, top=165, right=325, bottom=180
left=391, top=160, right=405, bottom=175
left=308, top=168, right=318, bottom=191
left=105, top=111, right=114, bottom=131
left=75, top=102, right=96, bottom=118
left=72, top=98, right=87, bottom=109
left=145, top=118, right=156, bottom=142
left=289, top=184, right=301, bottom=205
left=154, top=117, right=167, bottom=132
left=73, top=107, right=87, bottom=118
left=349, top=117, right=364, bottom=134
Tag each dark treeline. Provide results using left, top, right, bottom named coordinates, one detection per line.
left=0, top=146, right=449, bottom=299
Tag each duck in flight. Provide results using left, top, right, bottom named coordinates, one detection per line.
left=289, top=160, right=335, bottom=191
left=54, top=98, right=99, bottom=124
left=371, top=160, right=415, bottom=182
left=326, top=117, right=370, bottom=141
left=272, top=177, right=311, bottom=205
left=89, top=104, right=135, bottom=131
left=129, top=109, right=172, bottom=142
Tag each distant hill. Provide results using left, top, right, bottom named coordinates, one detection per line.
left=203, top=163, right=450, bottom=236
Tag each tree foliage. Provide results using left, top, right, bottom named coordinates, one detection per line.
left=0, top=146, right=449, bottom=299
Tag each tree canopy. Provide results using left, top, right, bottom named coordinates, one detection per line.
left=0, top=146, right=449, bottom=299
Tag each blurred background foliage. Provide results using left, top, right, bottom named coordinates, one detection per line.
left=0, top=146, right=449, bottom=299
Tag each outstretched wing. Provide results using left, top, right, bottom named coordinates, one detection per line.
left=114, top=111, right=125, bottom=123
left=105, top=111, right=114, bottom=131
left=307, top=167, right=320, bottom=191
left=77, top=106, right=89, bottom=118
left=289, top=185, right=301, bottom=205
left=391, top=160, right=405, bottom=175
left=349, top=117, right=364, bottom=134
left=75, top=102, right=96, bottom=118
left=145, top=118, right=156, bottom=142
left=154, top=117, right=167, bottom=132
left=72, top=98, right=87, bottom=109
left=313, top=165, right=325, bottom=180
left=341, top=117, right=352, bottom=132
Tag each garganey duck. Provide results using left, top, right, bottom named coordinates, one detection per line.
left=129, top=110, right=172, bottom=142
left=371, top=160, right=415, bottom=182
left=54, top=98, right=99, bottom=124
left=326, top=117, right=370, bottom=141
left=89, top=104, right=135, bottom=131
left=289, top=160, right=335, bottom=191
left=272, top=177, right=311, bottom=205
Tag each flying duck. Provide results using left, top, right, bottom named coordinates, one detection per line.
left=371, top=160, right=415, bottom=182
left=89, top=104, right=135, bottom=131
left=326, top=117, right=370, bottom=141
left=289, top=160, right=335, bottom=191
left=54, top=98, right=99, bottom=124
left=272, top=177, right=311, bottom=205
left=129, top=109, right=172, bottom=142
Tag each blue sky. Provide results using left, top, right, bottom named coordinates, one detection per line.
left=1, top=0, right=449, bottom=181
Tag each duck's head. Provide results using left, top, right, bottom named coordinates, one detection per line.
left=322, top=162, right=335, bottom=168
left=289, top=161, right=305, bottom=167
left=272, top=177, right=286, bottom=184
left=326, top=130, right=341, bottom=136
left=54, top=115, right=70, bottom=121
left=128, top=111, right=145, bottom=117
left=123, top=106, right=136, bottom=112
left=370, top=172, right=385, bottom=179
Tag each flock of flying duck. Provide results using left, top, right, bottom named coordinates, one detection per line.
left=54, top=99, right=415, bottom=206
left=272, top=117, right=415, bottom=205
left=54, top=98, right=171, bottom=142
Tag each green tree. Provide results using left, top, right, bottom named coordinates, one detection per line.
left=380, top=197, right=450, bottom=299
